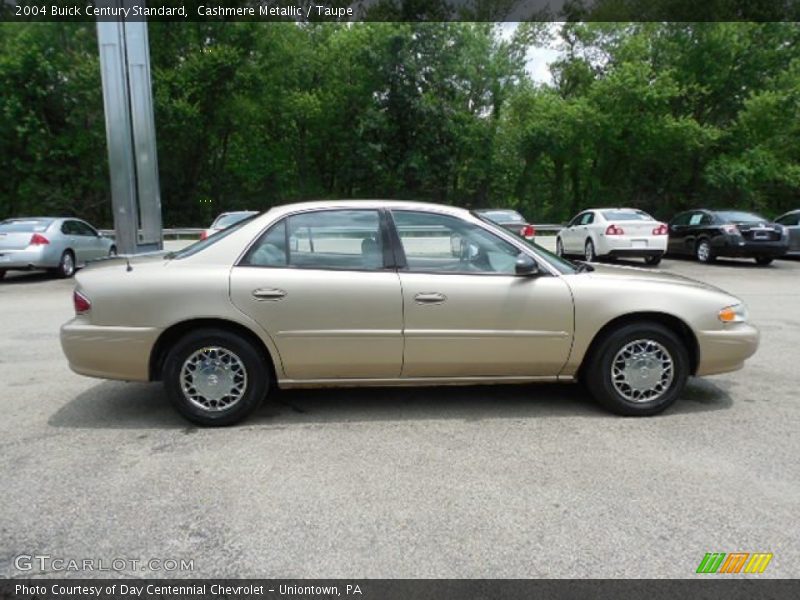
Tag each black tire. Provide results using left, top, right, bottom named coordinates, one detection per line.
left=556, top=237, right=565, bottom=257
left=0, top=269, right=6, bottom=280
left=585, top=321, right=689, bottom=416
left=584, top=239, right=596, bottom=262
left=163, top=328, right=269, bottom=426
left=109, top=245, right=117, bottom=257
left=56, top=250, right=76, bottom=278
left=695, top=239, right=714, bottom=263
left=644, top=254, right=662, bottom=266
left=755, top=257, right=773, bottom=266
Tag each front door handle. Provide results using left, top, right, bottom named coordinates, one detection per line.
left=252, top=288, right=287, bottom=301
left=414, top=292, right=446, bottom=305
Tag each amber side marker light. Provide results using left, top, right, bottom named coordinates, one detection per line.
left=718, top=304, right=747, bottom=323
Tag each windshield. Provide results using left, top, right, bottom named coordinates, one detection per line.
left=212, top=212, right=257, bottom=229
left=0, top=219, right=52, bottom=233
left=478, top=210, right=525, bottom=223
left=170, top=214, right=257, bottom=259
left=716, top=211, right=766, bottom=223
left=602, top=210, right=653, bottom=221
left=471, top=211, right=576, bottom=274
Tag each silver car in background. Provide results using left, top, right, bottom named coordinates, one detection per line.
left=0, top=217, right=116, bottom=279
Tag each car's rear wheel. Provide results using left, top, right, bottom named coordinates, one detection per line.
left=556, top=238, right=565, bottom=257
left=109, top=245, right=117, bottom=257
left=755, top=257, right=773, bottom=266
left=585, top=322, right=689, bottom=416
left=584, top=239, right=596, bottom=262
left=0, top=269, right=6, bottom=280
left=163, top=328, right=268, bottom=426
left=56, top=250, right=75, bottom=278
left=695, top=239, right=714, bottom=263
left=644, top=254, right=662, bottom=266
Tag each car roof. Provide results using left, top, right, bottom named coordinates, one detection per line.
left=266, top=199, right=473, bottom=219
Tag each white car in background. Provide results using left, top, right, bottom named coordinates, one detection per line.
left=556, top=208, right=669, bottom=266
left=200, top=211, right=258, bottom=240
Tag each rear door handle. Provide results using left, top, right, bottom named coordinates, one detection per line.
left=414, top=292, right=446, bottom=305
left=252, top=288, right=287, bottom=301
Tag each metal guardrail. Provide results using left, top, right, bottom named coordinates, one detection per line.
left=99, top=228, right=205, bottom=240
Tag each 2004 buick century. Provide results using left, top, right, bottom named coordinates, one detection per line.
left=60, top=201, right=759, bottom=426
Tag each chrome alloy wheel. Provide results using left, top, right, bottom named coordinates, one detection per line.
left=180, top=346, right=248, bottom=412
left=62, top=253, right=75, bottom=276
left=611, top=339, right=674, bottom=403
left=697, top=241, right=711, bottom=262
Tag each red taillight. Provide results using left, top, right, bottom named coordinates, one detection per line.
left=199, top=231, right=208, bottom=240
left=652, top=223, right=668, bottom=235
left=73, top=290, right=91, bottom=314
left=520, top=224, right=536, bottom=238
left=605, top=224, right=624, bottom=235
left=30, top=233, right=50, bottom=245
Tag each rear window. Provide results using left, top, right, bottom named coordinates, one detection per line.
left=715, top=211, right=766, bottom=223
left=212, top=212, right=257, bottom=229
left=601, top=210, right=653, bottom=221
left=0, top=219, right=52, bottom=233
left=478, top=210, right=525, bottom=223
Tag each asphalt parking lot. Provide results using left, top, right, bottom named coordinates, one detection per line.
left=1, top=241, right=798, bottom=578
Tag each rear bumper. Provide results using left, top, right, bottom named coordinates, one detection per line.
left=60, top=318, right=160, bottom=382
left=598, top=235, right=668, bottom=256
left=0, top=247, right=58, bottom=269
left=712, top=238, right=788, bottom=258
left=695, top=323, right=759, bottom=376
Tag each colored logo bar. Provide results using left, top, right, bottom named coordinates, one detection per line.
left=696, top=552, right=773, bottom=574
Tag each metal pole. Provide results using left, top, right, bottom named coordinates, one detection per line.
left=96, top=0, right=162, bottom=254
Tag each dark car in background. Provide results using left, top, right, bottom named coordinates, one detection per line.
left=775, top=210, right=800, bottom=256
left=474, top=209, right=535, bottom=240
left=668, top=209, right=789, bottom=265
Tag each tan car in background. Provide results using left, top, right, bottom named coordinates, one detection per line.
left=60, top=201, right=759, bottom=426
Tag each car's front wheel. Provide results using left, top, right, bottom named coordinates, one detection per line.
left=0, top=269, right=6, bottom=280
left=163, top=328, right=268, bottom=426
left=585, top=322, right=689, bottom=416
left=755, top=257, right=773, bottom=266
left=109, top=245, right=117, bottom=257
left=556, top=238, right=565, bottom=257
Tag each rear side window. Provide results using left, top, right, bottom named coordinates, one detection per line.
left=241, top=210, right=385, bottom=271
left=0, top=219, right=52, bottom=233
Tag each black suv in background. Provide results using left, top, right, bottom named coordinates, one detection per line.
left=668, top=209, right=789, bottom=265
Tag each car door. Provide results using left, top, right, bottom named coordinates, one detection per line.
left=229, top=208, right=403, bottom=381
left=667, top=212, right=692, bottom=254
left=74, top=220, right=106, bottom=261
left=561, top=212, right=585, bottom=253
left=60, top=220, right=87, bottom=262
left=389, top=210, right=574, bottom=378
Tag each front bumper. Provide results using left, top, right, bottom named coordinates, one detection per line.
left=695, top=323, right=759, bottom=376
left=60, top=318, right=160, bottom=382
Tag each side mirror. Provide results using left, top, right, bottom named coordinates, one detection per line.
left=515, top=254, right=539, bottom=276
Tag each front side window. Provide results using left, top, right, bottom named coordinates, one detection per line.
left=74, top=221, right=97, bottom=236
left=391, top=210, right=522, bottom=275
left=580, top=212, right=595, bottom=225
left=242, top=209, right=384, bottom=271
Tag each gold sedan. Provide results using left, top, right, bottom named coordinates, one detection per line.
left=60, top=201, right=759, bottom=426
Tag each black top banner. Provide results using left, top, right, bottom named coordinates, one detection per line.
left=1, top=580, right=799, bottom=600
left=2, top=0, right=800, bottom=22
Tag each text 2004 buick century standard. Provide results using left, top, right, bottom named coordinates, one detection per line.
left=60, top=201, right=758, bottom=426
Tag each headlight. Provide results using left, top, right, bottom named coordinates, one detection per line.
left=718, top=303, right=748, bottom=323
